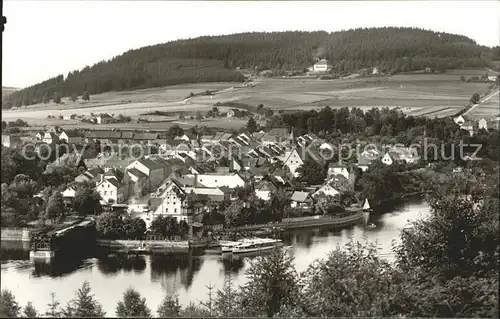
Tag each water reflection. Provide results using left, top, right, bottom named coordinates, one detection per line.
left=32, top=254, right=93, bottom=278
left=1, top=200, right=430, bottom=315
left=219, top=256, right=245, bottom=274
left=96, top=253, right=147, bottom=275
left=150, top=252, right=204, bottom=291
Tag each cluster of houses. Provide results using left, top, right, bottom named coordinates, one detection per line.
left=453, top=115, right=500, bottom=136
left=20, top=123, right=428, bottom=235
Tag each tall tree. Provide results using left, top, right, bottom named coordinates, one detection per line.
left=239, top=248, right=300, bottom=317
left=72, top=186, right=102, bottom=216
left=22, top=301, right=38, bottom=318
left=157, top=294, right=182, bottom=318
left=44, top=191, right=65, bottom=223
left=82, top=91, right=90, bottom=101
left=116, top=288, right=152, bottom=318
left=296, top=159, right=327, bottom=185
left=66, top=281, right=106, bottom=318
left=45, top=293, right=62, bottom=318
left=246, top=117, right=258, bottom=133
left=0, top=290, right=21, bottom=318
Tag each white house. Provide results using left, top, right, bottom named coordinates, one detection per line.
left=282, top=149, right=305, bottom=177
left=454, top=115, right=466, bottom=126
left=382, top=153, right=393, bottom=165
left=313, top=184, right=340, bottom=198
left=255, top=180, right=278, bottom=201
left=152, top=180, right=192, bottom=222
left=327, top=163, right=349, bottom=179
left=478, top=118, right=488, bottom=131
left=487, top=75, right=498, bottom=82
left=42, top=132, right=59, bottom=144
left=61, top=186, right=76, bottom=199
left=95, top=178, right=126, bottom=204
left=313, top=59, right=333, bottom=72
left=372, top=67, right=379, bottom=75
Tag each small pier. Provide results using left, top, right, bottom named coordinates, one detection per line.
left=29, top=219, right=96, bottom=261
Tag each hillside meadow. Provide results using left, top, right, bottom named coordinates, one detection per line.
left=2, top=69, right=496, bottom=130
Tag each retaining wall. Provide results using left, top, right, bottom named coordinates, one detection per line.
left=1, top=228, right=31, bottom=242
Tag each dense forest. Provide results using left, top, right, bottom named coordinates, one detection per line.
left=3, top=27, right=499, bottom=109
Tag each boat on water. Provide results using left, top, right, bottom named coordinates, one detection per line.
left=219, top=240, right=243, bottom=253
left=129, top=243, right=152, bottom=254
left=232, top=238, right=283, bottom=254
left=363, top=199, right=372, bottom=211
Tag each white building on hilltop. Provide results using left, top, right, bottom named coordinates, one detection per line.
left=313, top=59, right=333, bottom=72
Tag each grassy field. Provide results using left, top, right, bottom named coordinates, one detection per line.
left=466, top=91, right=500, bottom=119
left=3, top=69, right=497, bottom=130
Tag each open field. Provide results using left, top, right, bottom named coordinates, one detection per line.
left=465, top=90, right=500, bottom=119
left=3, top=69, right=497, bottom=130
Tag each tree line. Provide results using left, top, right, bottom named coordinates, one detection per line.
left=1, top=173, right=498, bottom=317
left=4, top=27, right=497, bottom=109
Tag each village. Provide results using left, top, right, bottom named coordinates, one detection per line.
left=3, top=122, right=427, bottom=238
left=3, top=105, right=496, bottom=245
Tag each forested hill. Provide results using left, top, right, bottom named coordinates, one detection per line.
left=3, top=27, right=499, bottom=109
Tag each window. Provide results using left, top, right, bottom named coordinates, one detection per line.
left=174, top=208, right=177, bottom=213
left=104, top=191, right=107, bottom=195
left=165, top=208, right=168, bottom=213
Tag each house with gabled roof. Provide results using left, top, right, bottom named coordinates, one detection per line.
left=255, top=180, right=279, bottom=201
left=151, top=179, right=194, bottom=223
left=387, top=147, right=419, bottom=164
left=59, top=130, right=84, bottom=144
left=357, top=149, right=380, bottom=171
left=454, top=115, right=466, bottom=126
left=126, top=158, right=167, bottom=189
left=460, top=121, right=475, bottom=136
left=42, top=132, right=60, bottom=145
left=61, top=186, right=77, bottom=201
left=95, top=175, right=128, bottom=204
left=290, top=191, right=314, bottom=211
left=75, top=167, right=104, bottom=184
left=328, top=162, right=349, bottom=179
left=312, top=183, right=340, bottom=198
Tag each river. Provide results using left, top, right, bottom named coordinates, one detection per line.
left=0, top=200, right=430, bottom=315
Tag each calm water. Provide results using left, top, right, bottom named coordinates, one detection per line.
left=1, top=200, right=430, bottom=315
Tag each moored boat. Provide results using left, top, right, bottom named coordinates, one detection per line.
left=232, top=238, right=283, bottom=254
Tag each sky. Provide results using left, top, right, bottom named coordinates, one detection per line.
left=2, top=1, right=500, bottom=88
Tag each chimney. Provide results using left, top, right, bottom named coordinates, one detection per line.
left=100, top=174, right=104, bottom=184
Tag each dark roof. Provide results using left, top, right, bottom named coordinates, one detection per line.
left=99, top=178, right=120, bottom=188
left=329, top=162, right=348, bottom=169
left=133, top=132, right=160, bottom=140
left=139, top=158, right=166, bottom=170
left=86, top=131, right=122, bottom=139
left=127, top=167, right=148, bottom=179
left=255, top=180, right=278, bottom=192
left=121, top=131, right=134, bottom=139
left=62, top=130, right=81, bottom=137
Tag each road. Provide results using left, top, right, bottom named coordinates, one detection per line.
left=463, top=89, right=499, bottom=116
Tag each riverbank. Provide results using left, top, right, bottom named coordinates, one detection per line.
left=232, top=211, right=365, bottom=232
left=96, top=239, right=190, bottom=253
